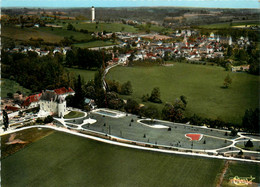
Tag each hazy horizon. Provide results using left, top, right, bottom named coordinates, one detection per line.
left=2, top=0, right=260, bottom=9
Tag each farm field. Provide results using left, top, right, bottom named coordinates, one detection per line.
left=198, top=20, right=260, bottom=29
left=106, top=63, right=259, bottom=124
left=1, top=26, right=91, bottom=43
left=73, top=40, right=114, bottom=48
left=2, top=129, right=224, bottom=187
left=66, top=68, right=97, bottom=82
left=1, top=78, right=31, bottom=98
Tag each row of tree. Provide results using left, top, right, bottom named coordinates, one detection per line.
left=1, top=50, right=74, bottom=92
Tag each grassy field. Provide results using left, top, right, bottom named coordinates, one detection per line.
left=66, top=68, right=97, bottom=82
left=106, top=63, right=259, bottom=124
left=64, top=111, right=85, bottom=119
left=222, top=161, right=260, bottom=186
left=2, top=130, right=224, bottom=187
left=1, top=26, right=92, bottom=43
left=1, top=78, right=31, bottom=98
left=73, top=40, right=114, bottom=48
left=199, top=20, right=260, bottom=29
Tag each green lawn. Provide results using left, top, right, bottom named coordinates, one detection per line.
left=66, top=68, right=97, bottom=82
left=106, top=63, right=259, bottom=124
left=2, top=130, right=224, bottom=187
left=64, top=111, right=85, bottom=119
left=1, top=78, right=31, bottom=98
left=73, top=40, right=114, bottom=48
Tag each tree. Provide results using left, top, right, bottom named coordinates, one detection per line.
left=67, top=23, right=74, bottom=31
left=141, top=94, right=150, bottom=102
left=65, top=50, right=75, bottom=67
left=223, top=74, right=232, bottom=88
left=7, top=93, right=13, bottom=98
left=3, top=110, right=9, bottom=131
left=74, top=75, right=85, bottom=109
left=245, top=139, right=253, bottom=148
left=242, top=108, right=259, bottom=133
left=149, top=87, right=162, bottom=103
left=140, top=106, right=159, bottom=119
left=125, top=99, right=139, bottom=115
left=180, top=95, right=187, bottom=107
left=230, top=129, right=237, bottom=136
left=83, top=85, right=96, bottom=99
left=106, top=92, right=125, bottom=110
left=121, top=81, right=133, bottom=95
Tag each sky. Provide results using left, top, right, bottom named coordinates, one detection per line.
left=1, top=0, right=260, bottom=9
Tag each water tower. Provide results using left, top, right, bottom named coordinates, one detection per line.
left=91, top=6, right=95, bottom=22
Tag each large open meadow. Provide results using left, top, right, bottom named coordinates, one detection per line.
left=2, top=129, right=224, bottom=187
left=106, top=63, right=259, bottom=124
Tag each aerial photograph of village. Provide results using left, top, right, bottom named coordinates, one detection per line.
left=0, top=0, right=259, bottom=186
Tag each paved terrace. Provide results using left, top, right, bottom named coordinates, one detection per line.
left=1, top=108, right=260, bottom=161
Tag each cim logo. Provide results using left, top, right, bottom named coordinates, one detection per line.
left=229, top=176, right=255, bottom=186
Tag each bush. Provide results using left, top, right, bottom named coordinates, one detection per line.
left=245, top=139, right=253, bottom=148
left=44, top=115, right=54, bottom=124
left=141, top=94, right=149, bottom=102
left=36, top=118, right=44, bottom=123
left=230, top=129, right=237, bottom=136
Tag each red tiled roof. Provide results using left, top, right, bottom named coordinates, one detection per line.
left=54, top=87, right=75, bottom=95
left=68, top=87, right=75, bottom=93
left=5, top=105, right=20, bottom=112
left=54, top=87, right=68, bottom=95
left=22, top=93, right=42, bottom=106
left=113, top=58, right=119, bottom=62
left=146, top=53, right=157, bottom=57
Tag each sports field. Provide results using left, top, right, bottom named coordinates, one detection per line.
left=106, top=63, right=259, bottom=124
left=2, top=129, right=224, bottom=187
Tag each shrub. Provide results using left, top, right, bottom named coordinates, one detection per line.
left=245, top=139, right=253, bottom=147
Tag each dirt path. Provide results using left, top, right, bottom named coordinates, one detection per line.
left=217, top=161, right=230, bottom=187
